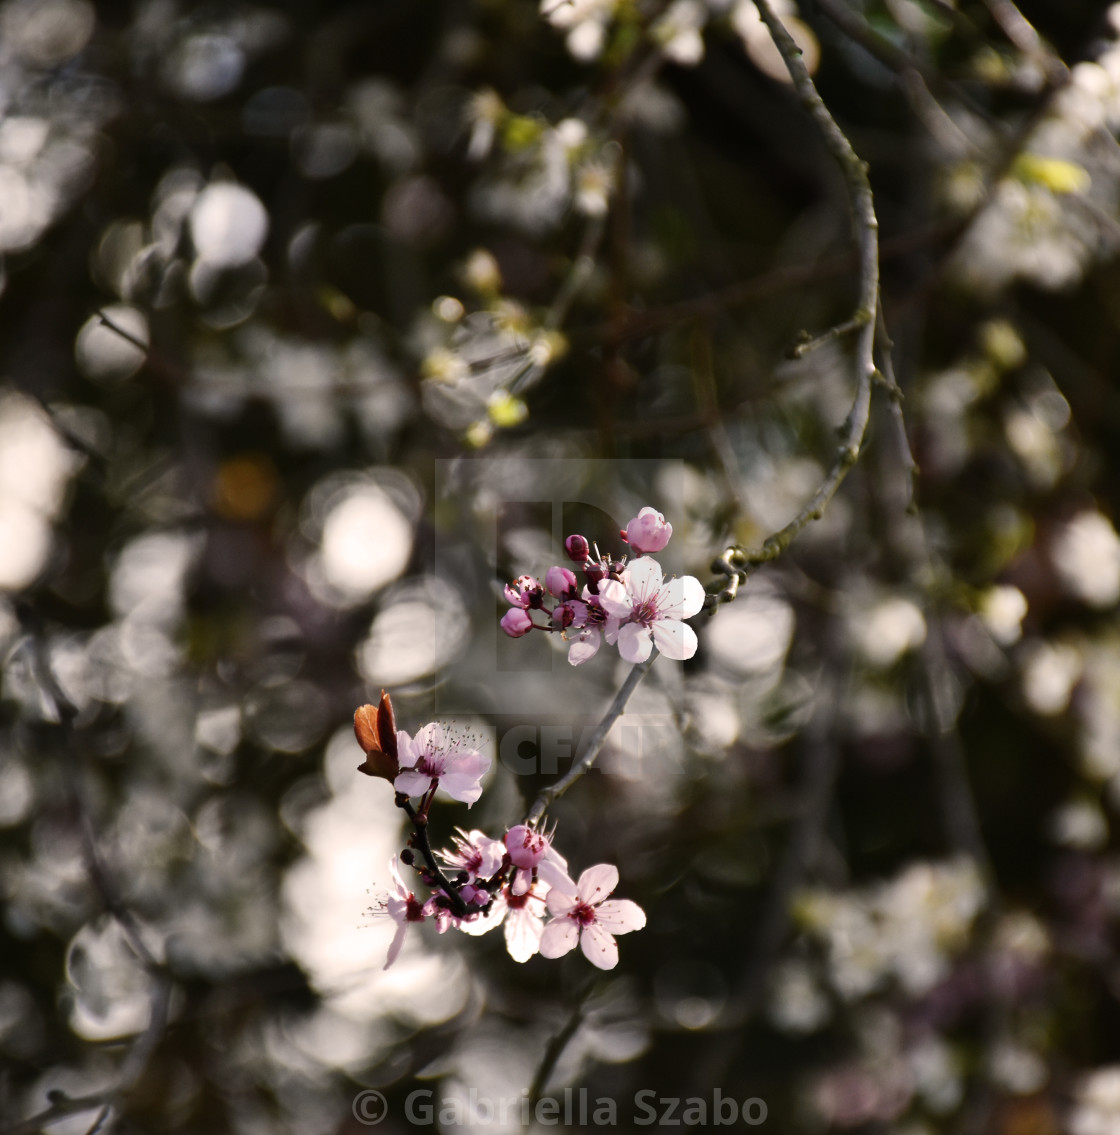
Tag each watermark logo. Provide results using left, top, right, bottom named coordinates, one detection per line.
left=351, top=1087, right=767, bottom=1127
left=352, top=1088, right=388, bottom=1125
left=497, top=718, right=679, bottom=777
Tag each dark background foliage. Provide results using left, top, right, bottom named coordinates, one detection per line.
left=2, top=0, right=1120, bottom=1132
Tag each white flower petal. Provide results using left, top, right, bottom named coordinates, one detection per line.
left=505, top=908, right=544, bottom=962
left=595, top=898, right=646, bottom=934
left=651, top=618, right=697, bottom=661
left=660, top=574, right=706, bottom=620
left=577, top=863, right=618, bottom=904
left=579, top=920, right=619, bottom=969
left=539, top=917, right=579, bottom=959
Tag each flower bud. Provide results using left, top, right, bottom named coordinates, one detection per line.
left=545, top=565, right=577, bottom=598
left=565, top=534, right=590, bottom=562
left=500, top=607, right=534, bottom=638
left=625, top=506, right=672, bottom=554
left=584, top=562, right=606, bottom=591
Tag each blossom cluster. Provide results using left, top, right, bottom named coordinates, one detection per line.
left=500, top=506, right=705, bottom=665
left=355, top=692, right=645, bottom=969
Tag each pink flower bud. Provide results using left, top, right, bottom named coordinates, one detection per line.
left=545, top=565, right=577, bottom=597
left=504, top=824, right=550, bottom=868
left=565, top=534, right=590, bottom=562
left=500, top=608, right=533, bottom=638
left=625, top=507, right=672, bottom=554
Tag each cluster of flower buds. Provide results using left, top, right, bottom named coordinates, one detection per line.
left=356, top=692, right=645, bottom=969
left=500, top=506, right=705, bottom=665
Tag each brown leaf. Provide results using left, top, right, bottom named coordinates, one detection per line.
left=354, top=691, right=400, bottom=781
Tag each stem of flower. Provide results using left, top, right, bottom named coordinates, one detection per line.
left=523, top=652, right=657, bottom=826
left=396, top=795, right=470, bottom=917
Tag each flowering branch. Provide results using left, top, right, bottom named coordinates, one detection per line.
left=706, top=0, right=879, bottom=610
left=524, top=652, right=657, bottom=827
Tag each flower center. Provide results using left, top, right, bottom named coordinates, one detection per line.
left=632, top=597, right=659, bottom=627
left=418, top=753, right=445, bottom=778
left=405, top=896, right=426, bottom=922
left=572, top=901, right=597, bottom=927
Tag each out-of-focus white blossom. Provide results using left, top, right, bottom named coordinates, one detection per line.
left=1052, top=511, right=1120, bottom=608
left=189, top=182, right=268, bottom=269
left=651, top=1, right=708, bottom=66
left=978, top=585, right=1028, bottom=646
left=1020, top=639, right=1083, bottom=716
left=541, top=0, right=618, bottom=62
left=1049, top=799, right=1109, bottom=850
left=851, top=595, right=927, bottom=669
left=1070, top=1067, right=1120, bottom=1135
left=799, top=859, right=986, bottom=1000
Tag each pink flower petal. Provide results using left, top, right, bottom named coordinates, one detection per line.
left=577, top=863, right=619, bottom=904
left=384, top=920, right=408, bottom=969
left=595, top=898, right=646, bottom=934
left=537, top=854, right=573, bottom=893
left=597, top=579, right=632, bottom=618
left=617, top=622, right=653, bottom=663
left=579, top=920, right=619, bottom=969
left=545, top=886, right=578, bottom=916
left=624, top=556, right=663, bottom=598
left=395, top=729, right=418, bottom=769
left=539, top=917, right=579, bottom=959
left=394, top=769, right=433, bottom=797
left=650, top=618, right=698, bottom=661
left=567, top=628, right=600, bottom=666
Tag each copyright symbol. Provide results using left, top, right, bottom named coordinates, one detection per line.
left=352, top=1089, right=388, bottom=1125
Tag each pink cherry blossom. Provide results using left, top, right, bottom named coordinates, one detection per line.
left=394, top=723, right=491, bottom=806
left=505, top=823, right=551, bottom=869
left=441, top=828, right=506, bottom=880
left=597, top=556, right=705, bottom=663
left=504, top=574, right=544, bottom=608
left=369, top=856, right=428, bottom=969
left=624, top=506, right=673, bottom=553
left=538, top=864, right=646, bottom=969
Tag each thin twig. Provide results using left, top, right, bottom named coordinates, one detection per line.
left=874, top=310, right=919, bottom=514
left=524, top=981, right=596, bottom=1120
left=787, top=311, right=870, bottom=360
left=524, top=654, right=657, bottom=826
left=704, top=0, right=879, bottom=609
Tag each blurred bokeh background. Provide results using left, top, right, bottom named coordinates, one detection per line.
left=3, top=0, right=1120, bottom=1131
